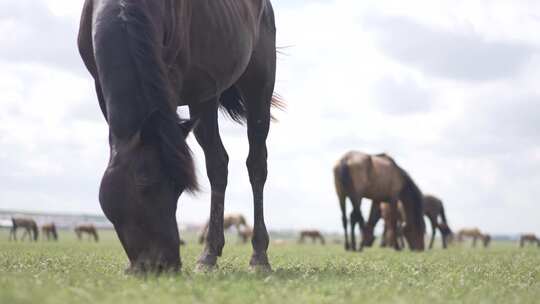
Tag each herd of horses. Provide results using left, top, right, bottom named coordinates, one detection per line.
left=8, top=217, right=99, bottom=242
left=15, top=0, right=522, bottom=273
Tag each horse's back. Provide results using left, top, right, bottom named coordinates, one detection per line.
left=334, top=151, right=371, bottom=197
left=423, top=194, right=443, bottom=214
left=366, top=155, right=404, bottom=200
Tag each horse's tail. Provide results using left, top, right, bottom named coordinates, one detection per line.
left=219, top=86, right=285, bottom=124
left=336, top=158, right=352, bottom=194
left=93, top=0, right=196, bottom=191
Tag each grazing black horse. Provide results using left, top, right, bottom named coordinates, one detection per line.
left=78, top=0, right=280, bottom=272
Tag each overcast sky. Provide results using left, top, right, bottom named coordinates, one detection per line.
left=1, top=0, right=539, bottom=234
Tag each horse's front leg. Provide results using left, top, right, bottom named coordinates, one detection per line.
left=191, top=100, right=228, bottom=270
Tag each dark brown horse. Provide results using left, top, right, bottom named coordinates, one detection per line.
left=519, top=234, right=539, bottom=248
left=423, top=195, right=452, bottom=249
left=78, top=0, right=281, bottom=272
left=9, top=217, right=39, bottom=241
left=298, top=230, right=325, bottom=245
left=75, top=224, right=99, bottom=242
left=42, top=223, right=59, bottom=241
left=334, top=152, right=425, bottom=252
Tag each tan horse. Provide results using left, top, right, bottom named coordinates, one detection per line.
left=520, top=234, right=540, bottom=248
left=75, top=224, right=99, bottom=242
left=298, top=230, right=325, bottom=245
left=199, top=214, right=248, bottom=244
left=379, top=202, right=406, bottom=250
left=457, top=228, right=490, bottom=248
left=238, top=226, right=253, bottom=244
left=334, top=152, right=425, bottom=251
left=42, top=223, right=58, bottom=241
left=9, top=217, right=39, bottom=241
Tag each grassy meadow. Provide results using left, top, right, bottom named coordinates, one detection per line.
left=0, top=229, right=539, bottom=304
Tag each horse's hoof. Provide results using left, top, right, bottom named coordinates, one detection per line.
left=249, top=263, right=272, bottom=273
left=194, top=262, right=218, bottom=273
left=249, top=253, right=272, bottom=273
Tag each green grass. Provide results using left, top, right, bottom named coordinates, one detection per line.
left=0, top=230, right=539, bottom=304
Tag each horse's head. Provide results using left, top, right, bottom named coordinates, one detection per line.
left=99, top=117, right=197, bottom=273
left=403, top=223, right=425, bottom=251
left=361, top=225, right=376, bottom=247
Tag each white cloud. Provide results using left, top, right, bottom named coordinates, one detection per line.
left=0, top=0, right=539, bottom=235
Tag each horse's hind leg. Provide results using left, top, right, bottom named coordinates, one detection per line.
left=338, top=195, right=349, bottom=250
left=190, top=100, right=228, bottom=270
left=349, top=198, right=362, bottom=251
left=428, top=216, right=437, bottom=249
left=234, top=34, right=277, bottom=271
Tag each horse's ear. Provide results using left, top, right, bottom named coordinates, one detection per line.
left=178, top=119, right=198, bottom=137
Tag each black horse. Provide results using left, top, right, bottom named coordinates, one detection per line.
left=78, top=0, right=281, bottom=272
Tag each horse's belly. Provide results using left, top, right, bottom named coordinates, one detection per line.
left=176, top=0, right=260, bottom=104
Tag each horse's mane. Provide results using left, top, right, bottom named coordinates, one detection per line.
left=119, top=0, right=197, bottom=191
left=382, top=155, right=425, bottom=235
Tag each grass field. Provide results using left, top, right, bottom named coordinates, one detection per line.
left=1, top=230, right=539, bottom=304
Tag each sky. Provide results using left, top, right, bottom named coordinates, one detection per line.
left=0, top=0, right=539, bottom=234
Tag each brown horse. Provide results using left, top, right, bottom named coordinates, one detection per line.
left=9, top=217, right=39, bottom=241
left=520, top=234, right=540, bottom=247
left=78, top=0, right=281, bottom=272
left=334, top=152, right=425, bottom=252
left=42, top=223, right=59, bottom=241
left=298, top=230, right=325, bottom=245
left=457, top=228, right=491, bottom=248
left=198, top=213, right=248, bottom=244
left=423, top=195, right=452, bottom=249
left=75, top=224, right=99, bottom=242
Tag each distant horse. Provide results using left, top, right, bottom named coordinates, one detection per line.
left=78, top=0, right=281, bottom=272
left=520, top=234, right=540, bottom=247
left=42, top=223, right=59, bottom=241
left=9, top=217, right=38, bottom=241
left=457, top=228, right=490, bottom=248
left=298, top=230, right=325, bottom=245
left=238, top=226, right=253, bottom=244
left=75, top=224, right=99, bottom=242
left=199, top=214, right=248, bottom=244
left=334, top=152, right=425, bottom=251
left=363, top=194, right=452, bottom=250
left=423, top=195, right=452, bottom=249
